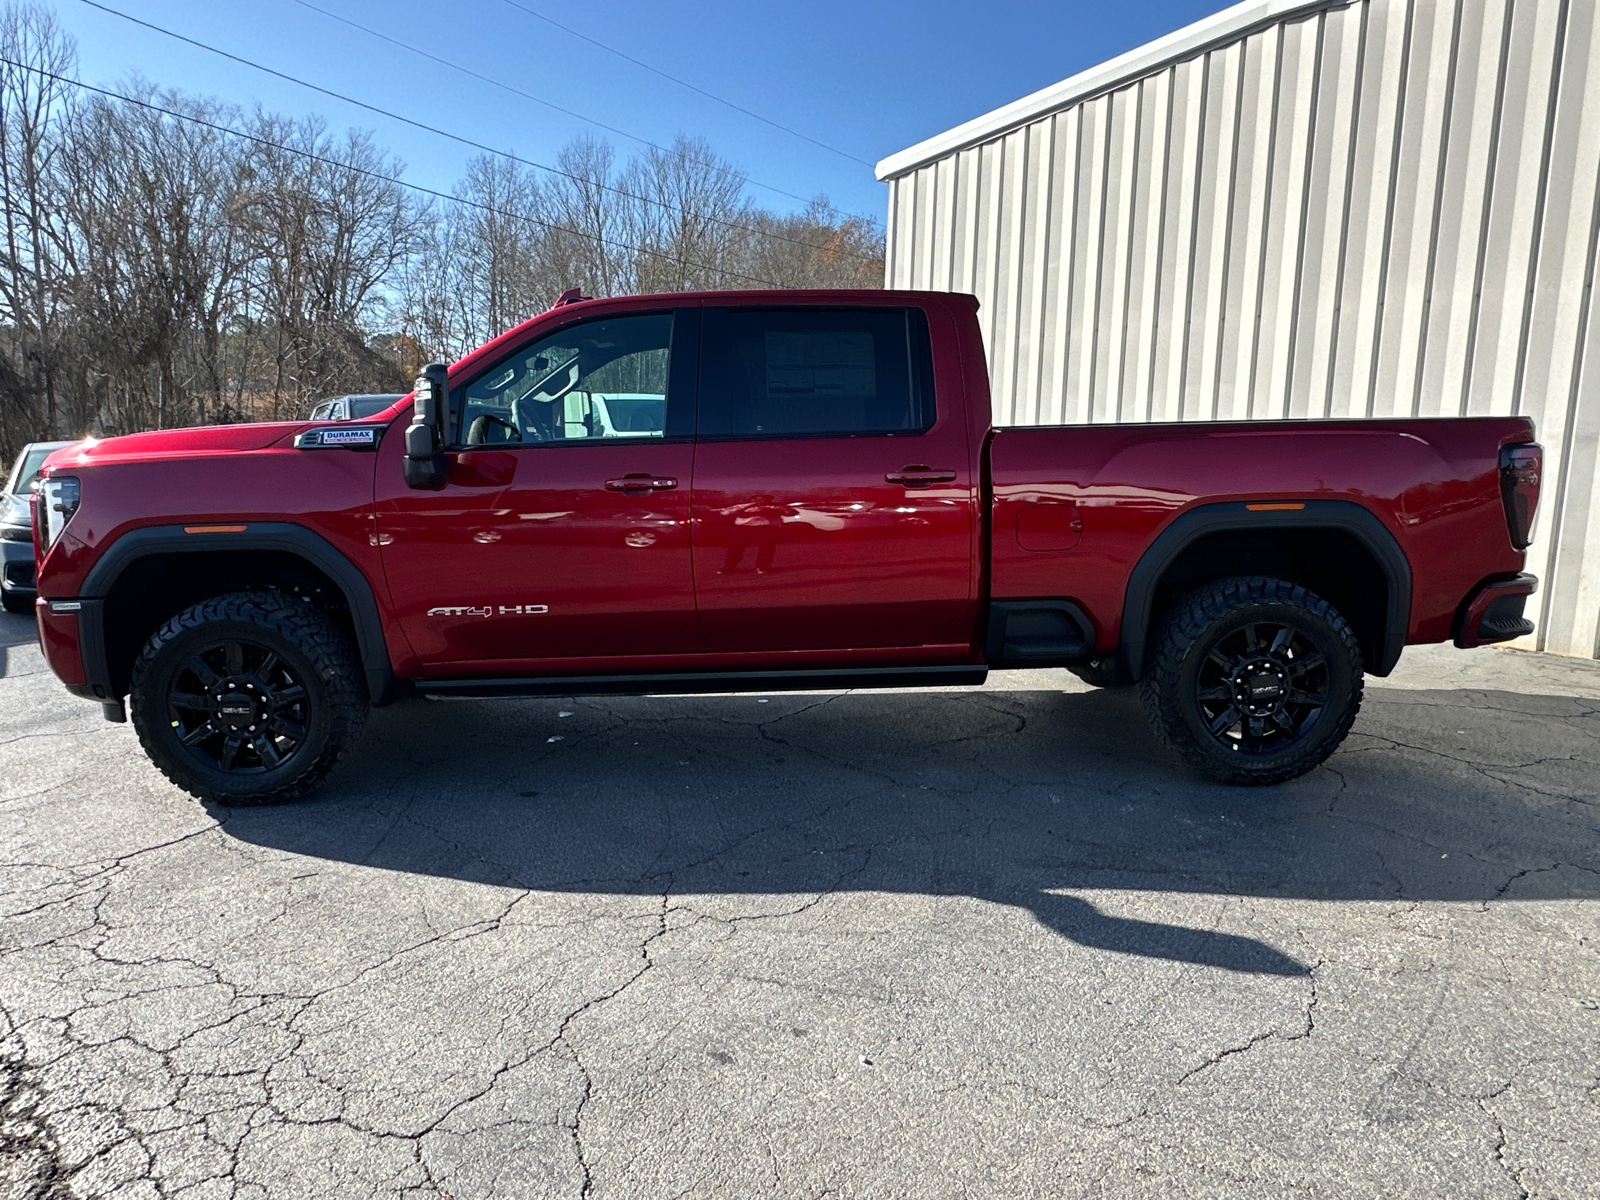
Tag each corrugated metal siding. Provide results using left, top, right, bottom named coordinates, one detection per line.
left=884, top=0, right=1600, bottom=659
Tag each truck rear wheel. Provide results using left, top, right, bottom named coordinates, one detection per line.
left=1139, top=577, right=1362, bottom=786
left=130, top=591, right=367, bottom=805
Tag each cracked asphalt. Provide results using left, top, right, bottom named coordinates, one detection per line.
left=1, top=608, right=1597, bottom=1199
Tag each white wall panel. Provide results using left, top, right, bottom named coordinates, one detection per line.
left=882, top=0, right=1600, bottom=658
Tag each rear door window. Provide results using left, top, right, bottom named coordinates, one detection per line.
left=699, top=307, right=934, bottom=439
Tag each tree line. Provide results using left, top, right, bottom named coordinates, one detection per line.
left=0, top=1, right=884, bottom=462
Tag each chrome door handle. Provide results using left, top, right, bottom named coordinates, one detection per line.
left=885, top=466, right=957, bottom=488
left=605, top=474, right=678, bottom=492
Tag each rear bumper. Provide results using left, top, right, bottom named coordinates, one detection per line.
left=1454, top=573, right=1537, bottom=648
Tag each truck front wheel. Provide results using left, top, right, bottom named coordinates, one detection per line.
left=130, top=591, right=368, bottom=805
left=1139, top=577, right=1363, bottom=786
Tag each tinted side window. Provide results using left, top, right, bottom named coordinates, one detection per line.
left=703, top=308, right=933, bottom=438
left=455, top=312, right=675, bottom=446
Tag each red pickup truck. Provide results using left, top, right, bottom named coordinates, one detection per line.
left=31, top=289, right=1541, bottom=805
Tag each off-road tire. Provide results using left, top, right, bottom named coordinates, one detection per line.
left=130, top=590, right=367, bottom=805
left=1069, top=656, right=1131, bottom=688
left=1140, top=576, right=1363, bottom=786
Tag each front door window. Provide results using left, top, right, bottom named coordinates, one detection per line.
left=458, top=314, right=674, bottom=446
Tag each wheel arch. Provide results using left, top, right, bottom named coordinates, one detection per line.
left=79, top=523, right=397, bottom=705
left=1117, top=500, right=1412, bottom=681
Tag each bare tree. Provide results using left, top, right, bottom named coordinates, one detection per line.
left=622, top=135, right=749, bottom=292
left=732, top=197, right=886, bottom=289
left=0, top=0, right=74, bottom=451
left=58, top=82, right=248, bottom=433
left=236, top=113, right=421, bottom=417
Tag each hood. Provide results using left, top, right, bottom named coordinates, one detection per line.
left=42, top=422, right=309, bottom=471
left=0, top=491, right=28, bottom=527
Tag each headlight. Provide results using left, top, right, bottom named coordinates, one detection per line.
left=40, top=476, right=80, bottom=550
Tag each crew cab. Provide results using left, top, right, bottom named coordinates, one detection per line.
left=30, top=289, right=1542, bottom=804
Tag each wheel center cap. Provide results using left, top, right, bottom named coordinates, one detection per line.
left=1246, top=673, right=1282, bottom=698
left=1232, top=660, right=1289, bottom=715
left=213, top=681, right=264, bottom=731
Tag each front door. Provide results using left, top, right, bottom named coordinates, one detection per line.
left=690, top=305, right=976, bottom=654
left=376, top=308, right=702, bottom=673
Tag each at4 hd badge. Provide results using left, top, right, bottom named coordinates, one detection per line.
left=426, top=604, right=550, bottom=617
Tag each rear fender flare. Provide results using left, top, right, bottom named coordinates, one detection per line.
left=79, top=522, right=397, bottom=705
left=1117, top=500, right=1412, bottom=681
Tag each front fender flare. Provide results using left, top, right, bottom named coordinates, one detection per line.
left=78, top=522, right=397, bottom=705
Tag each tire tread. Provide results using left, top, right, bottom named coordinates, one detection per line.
left=130, top=590, right=366, bottom=805
left=1139, top=576, right=1363, bottom=786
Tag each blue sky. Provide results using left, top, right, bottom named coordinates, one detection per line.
left=61, top=0, right=1224, bottom=224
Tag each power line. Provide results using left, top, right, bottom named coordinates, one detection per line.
left=286, top=0, right=868, bottom=220
left=0, top=57, right=790, bottom=290
left=498, top=0, right=874, bottom=169
left=75, top=0, right=877, bottom=267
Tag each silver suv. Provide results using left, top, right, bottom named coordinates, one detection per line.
left=2, top=440, right=76, bottom=614
left=307, top=394, right=404, bottom=421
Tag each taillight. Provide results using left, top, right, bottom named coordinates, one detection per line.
left=1499, top=443, right=1541, bottom=549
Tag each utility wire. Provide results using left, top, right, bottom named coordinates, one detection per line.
left=499, top=0, right=874, bottom=168
left=287, top=0, right=867, bottom=220
left=78, top=0, right=877, bottom=265
left=0, top=57, right=790, bottom=290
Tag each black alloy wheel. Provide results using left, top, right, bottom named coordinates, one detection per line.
left=1140, top=576, right=1363, bottom=786
left=166, top=638, right=311, bottom=774
left=1193, top=620, right=1330, bottom=754
left=131, top=590, right=367, bottom=805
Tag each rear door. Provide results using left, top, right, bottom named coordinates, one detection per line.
left=690, top=304, right=976, bottom=654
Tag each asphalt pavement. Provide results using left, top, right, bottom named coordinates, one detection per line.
left=1, top=607, right=1597, bottom=1199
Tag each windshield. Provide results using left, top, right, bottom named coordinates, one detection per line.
left=8, top=446, right=54, bottom=495
left=350, top=395, right=401, bottom=418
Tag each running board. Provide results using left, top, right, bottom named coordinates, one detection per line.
left=417, top=664, right=989, bottom=700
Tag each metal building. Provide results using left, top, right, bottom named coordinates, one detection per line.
left=878, top=0, right=1600, bottom=659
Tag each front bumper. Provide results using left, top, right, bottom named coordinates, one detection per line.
left=1, top=534, right=36, bottom=598
left=1455, top=573, right=1538, bottom=648
left=35, top=597, right=88, bottom=687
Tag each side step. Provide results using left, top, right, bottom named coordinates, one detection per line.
left=985, top=599, right=1095, bottom=667
left=418, top=664, right=989, bottom=700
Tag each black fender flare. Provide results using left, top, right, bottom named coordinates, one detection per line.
left=78, top=522, right=397, bottom=705
left=1116, top=500, right=1412, bottom=681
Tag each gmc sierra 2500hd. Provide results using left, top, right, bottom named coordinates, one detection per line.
left=31, top=289, right=1541, bottom=804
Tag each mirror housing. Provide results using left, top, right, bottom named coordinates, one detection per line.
left=403, top=362, right=450, bottom=489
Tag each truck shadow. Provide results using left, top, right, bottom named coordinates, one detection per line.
left=215, top=681, right=1600, bottom=979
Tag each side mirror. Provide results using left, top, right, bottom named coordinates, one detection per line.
left=403, top=362, right=450, bottom=490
